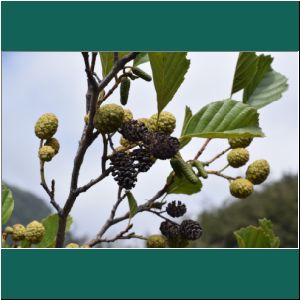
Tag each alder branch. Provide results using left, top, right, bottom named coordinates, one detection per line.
left=76, top=167, right=112, bottom=194
left=55, top=52, right=139, bottom=247
left=107, top=134, right=115, bottom=151
left=88, top=184, right=168, bottom=247
left=39, top=140, right=62, bottom=214
left=91, top=52, right=97, bottom=73
left=206, top=170, right=237, bottom=181
left=101, top=134, right=108, bottom=172
left=146, top=210, right=179, bottom=225
left=194, top=138, right=211, bottom=160
left=204, top=146, right=231, bottom=166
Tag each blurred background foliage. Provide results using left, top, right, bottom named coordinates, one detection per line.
left=190, top=174, right=298, bottom=248
left=3, top=173, right=298, bottom=248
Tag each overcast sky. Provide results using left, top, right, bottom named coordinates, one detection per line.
left=2, top=52, right=298, bottom=246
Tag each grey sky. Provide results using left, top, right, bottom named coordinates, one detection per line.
left=2, top=52, right=298, bottom=245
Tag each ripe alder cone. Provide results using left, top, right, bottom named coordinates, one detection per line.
left=34, top=113, right=58, bottom=139
left=93, top=104, right=124, bottom=134
left=229, top=178, right=253, bottom=199
left=227, top=148, right=249, bottom=168
left=25, top=221, right=45, bottom=244
left=246, top=159, right=270, bottom=185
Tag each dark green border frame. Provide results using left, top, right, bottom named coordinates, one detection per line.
left=1, top=1, right=299, bottom=299
left=1, top=249, right=299, bottom=299
left=1, top=1, right=299, bottom=51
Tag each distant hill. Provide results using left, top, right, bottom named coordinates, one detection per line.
left=190, top=174, right=298, bottom=248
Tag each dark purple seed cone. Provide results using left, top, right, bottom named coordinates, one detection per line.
left=166, top=201, right=187, bottom=218
left=180, top=220, right=203, bottom=241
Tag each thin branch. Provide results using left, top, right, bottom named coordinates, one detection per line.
left=88, top=183, right=168, bottom=247
left=107, top=134, right=115, bottom=151
left=98, top=232, right=147, bottom=244
left=146, top=210, right=179, bottom=225
left=82, top=52, right=90, bottom=71
left=218, top=164, right=230, bottom=173
left=101, top=134, right=108, bottom=172
left=204, top=147, right=231, bottom=166
left=194, top=138, right=211, bottom=160
left=76, top=167, right=112, bottom=194
left=39, top=140, right=62, bottom=214
left=206, top=170, right=237, bottom=181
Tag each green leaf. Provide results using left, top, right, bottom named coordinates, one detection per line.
left=244, top=69, right=288, bottom=109
left=234, top=218, right=280, bottom=248
left=181, top=99, right=264, bottom=139
left=231, top=52, right=258, bottom=95
left=99, top=52, right=129, bottom=78
left=243, top=54, right=273, bottom=102
left=149, top=52, right=190, bottom=113
left=36, top=214, right=73, bottom=248
left=2, top=184, right=14, bottom=225
left=133, top=53, right=149, bottom=67
left=179, top=106, right=193, bottom=148
left=258, top=218, right=280, bottom=247
left=126, top=192, right=138, bottom=219
left=166, top=173, right=202, bottom=195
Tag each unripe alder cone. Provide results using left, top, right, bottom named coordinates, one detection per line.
left=12, top=224, right=26, bottom=241
left=246, top=159, right=270, bottom=185
left=93, top=104, right=124, bottom=134
left=45, top=138, right=60, bottom=154
left=39, top=146, right=55, bottom=162
left=131, top=67, right=152, bottom=81
left=35, top=113, right=58, bottom=139
left=229, top=178, right=253, bottom=199
left=123, top=109, right=133, bottom=123
left=147, top=235, right=167, bottom=248
left=66, top=243, right=79, bottom=248
left=228, top=137, right=253, bottom=149
left=227, top=148, right=249, bottom=168
left=25, top=221, right=45, bottom=244
left=120, top=77, right=131, bottom=105
left=149, top=111, right=176, bottom=135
